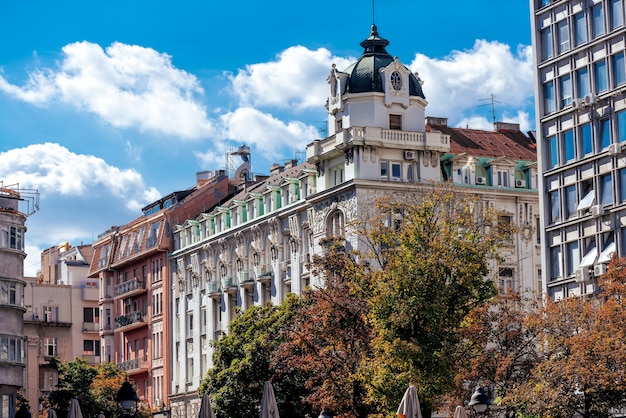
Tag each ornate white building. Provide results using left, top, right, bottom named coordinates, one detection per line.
left=167, top=25, right=541, bottom=417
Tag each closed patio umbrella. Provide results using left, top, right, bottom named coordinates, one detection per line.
left=260, top=381, right=280, bottom=418
left=67, top=399, right=83, bottom=418
left=198, top=393, right=216, bottom=418
left=396, top=385, right=422, bottom=418
left=453, top=405, right=468, bottom=418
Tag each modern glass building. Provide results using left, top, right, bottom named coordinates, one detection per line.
left=530, top=0, right=626, bottom=299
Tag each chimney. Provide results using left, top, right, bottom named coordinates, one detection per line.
left=270, top=164, right=283, bottom=175
left=284, top=159, right=298, bottom=169
left=495, top=122, right=521, bottom=131
left=425, top=116, right=448, bottom=127
left=196, top=171, right=212, bottom=186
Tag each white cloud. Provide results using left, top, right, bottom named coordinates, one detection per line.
left=410, top=40, right=534, bottom=124
left=0, top=42, right=215, bottom=139
left=0, top=142, right=160, bottom=211
left=219, top=107, right=319, bottom=159
left=228, top=46, right=353, bottom=111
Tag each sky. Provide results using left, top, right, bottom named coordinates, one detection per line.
left=0, top=0, right=535, bottom=276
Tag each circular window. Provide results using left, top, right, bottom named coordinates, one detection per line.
left=390, top=71, right=402, bottom=91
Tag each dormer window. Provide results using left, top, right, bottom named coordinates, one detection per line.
left=389, top=114, right=402, bottom=130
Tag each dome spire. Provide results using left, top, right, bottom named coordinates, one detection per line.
left=359, top=24, right=390, bottom=56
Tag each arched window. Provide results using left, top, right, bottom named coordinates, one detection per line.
left=326, top=209, right=345, bottom=237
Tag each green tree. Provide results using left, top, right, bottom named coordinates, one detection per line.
left=275, top=246, right=375, bottom=418
left=199, top=298, right=312, bottom=418
left=357, top=185, right=513, bottom=417
left=48, top=359, right=134, bottom=418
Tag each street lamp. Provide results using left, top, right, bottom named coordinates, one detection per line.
left=318, top=410, right=332, bottom=418
left=116, top=380, right=139, bottom=417
left=468, top=385, right=491, bottom=415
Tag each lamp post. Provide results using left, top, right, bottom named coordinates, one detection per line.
left=116, top=380, right=140, bottom=418
left=468, top=385, right=491, bottom=416
left=318, top=410, right=332, bottom=418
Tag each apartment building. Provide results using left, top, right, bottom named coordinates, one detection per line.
left=0, top=185, right=37, bottom=418
left=89, top=171, right=234, bottom=410
left=530, top=0, right=626, bottom=299
left=22, top=243, right=99, bottom=408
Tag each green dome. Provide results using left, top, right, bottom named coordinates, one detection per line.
left=342, top=25, right=425, bottom=98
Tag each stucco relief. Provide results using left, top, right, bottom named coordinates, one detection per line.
left=312, top=191, right=357, bottom=233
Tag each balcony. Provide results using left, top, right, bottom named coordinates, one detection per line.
left=207, top=280, right=221, bottom=299
left=114, top=310, right=147, bottom=331
left=238, top=270, right=254, bottom=288
left=222, top=276, right=237, bottom=294
left=114, top=278, right=147, bottom=299
left=255, top=265, right=272, bottom=284
left=99, top=324, right=113, bottom=336
left=82, top=322, right=100, bottom=333
left=117, top=358, right=149, bottom=375
left=82, top=355, right=101, bottom=364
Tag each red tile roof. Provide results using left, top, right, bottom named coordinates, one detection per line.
left=427, top=124, right=537, bottom=161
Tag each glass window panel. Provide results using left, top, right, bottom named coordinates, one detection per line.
left=547, top=135, right=558, bottom=169
left=550, top=190, right=561, bottom=223
left=551, top=246, right=563, bottom=280
left=563, top=129, right=575, bottom=161
left=611, top=0, right=624, bottom=29
left=620, top=168, right=626, bottom=201
left=600, top=119, right=611, bottom=149
left=613, top=53, right=625, bottom=86
left=618, top=110, right=626, bottom=143
left=558, top=20, right=570, bottom=53
left=601, top=173, right=613, bottom=205
left=580, top=246, right=597, bottom=267
left=566, top=185, right=578, bottom=218
left=593, top=4, right=605, bottom=38
left=542, top=27, right=553, bottom=60
left=598, top=240, right=616, bottom=264
left=577, top=67, right=590, bottom=98
left=581, top=123, right=593, bottom=156
left=560, top=75, right=573, bottom=107
left=575, top=13, right=587, bottom=45
left=567, top=241, right=580, bottom=275
left=595, top=60, right=608, bottom=93
left=577, top=189, right=596, bottom=211
left=545, top=81, right=556, bottom=113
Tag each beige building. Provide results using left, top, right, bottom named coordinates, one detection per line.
left=22, top=243, right=99, bottom=408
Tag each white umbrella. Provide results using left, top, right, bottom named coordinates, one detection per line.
left=453, top=406, right=468, bottom=418
left=67, top=399, right=84, bottom=418
left=260, top=381, right=280, bottom=418
left=198, top=393, right=216, bottom=418
left=396, top=385, right=422, bottom=418
left=48, top=409, right=57, bottom=418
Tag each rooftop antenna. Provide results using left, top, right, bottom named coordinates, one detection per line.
left=479, top=93, right=501, bottom=130
left=372, top=0, right=375, bottom=25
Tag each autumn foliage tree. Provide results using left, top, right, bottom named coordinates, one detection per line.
left=275, top=245, right=375, bottom=418
left=447, top=291, right=541, bottom=415
left=513, top=257, right=626, bottom=418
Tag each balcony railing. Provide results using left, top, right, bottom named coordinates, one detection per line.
left=115, top=278, right=147, bottom=298
left=82, top=322, right=99, bottom=332
left=238, top=270, right=253, bottom=286
left=118, top=357, right=149, bottom=373
left=114, top=310, right=146, bottom=329
left=82, top=355, right=101, bottom=364
left=222, top=276, right=236, bottom=288
left=207, top=280, right=221, bottom=294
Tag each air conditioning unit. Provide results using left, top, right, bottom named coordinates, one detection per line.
left=594, top=264, right=607, bottom=276
left=583, top=92, right=597, bottom=106
left=608, top=143, right=625, bottom=155
left=590, top=204, right=604, bottom=217
left=575, top=267, right=589, bottom=283
left=515, top=179, right=526, bottom=188
left=572, top=98, right=583, bottom=110
left=476, top=177, right=486, bottom=185
left=404, top=150, right=416, bottom=160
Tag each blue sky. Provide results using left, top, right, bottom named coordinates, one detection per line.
left=0, top=0, right=535, bottom=275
